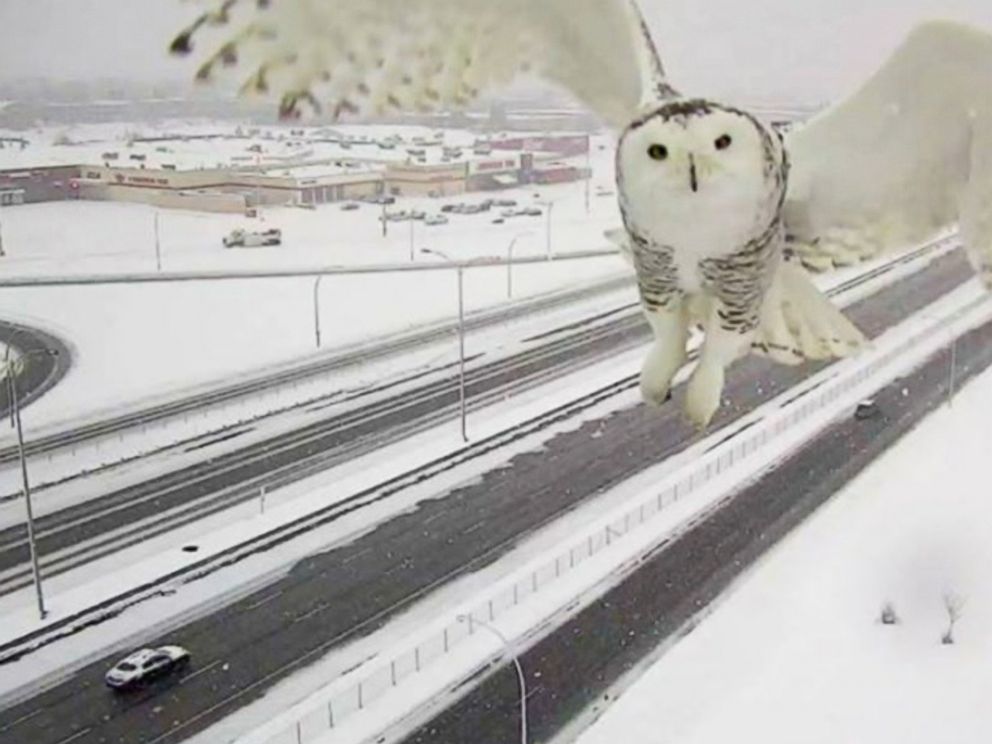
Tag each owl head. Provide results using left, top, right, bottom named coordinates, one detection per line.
left=616, top=100, right=787, bottom=246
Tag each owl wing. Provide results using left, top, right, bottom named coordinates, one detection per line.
left=168, top=0, right=673, bottom=130
left=783, top=20, right=992, bottom=287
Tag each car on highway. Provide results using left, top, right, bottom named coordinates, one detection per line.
left=854, top=399, right=880, bottom=420
left=223, top=228, right=282, bottom=248
left=105, top=646, right=190, bottom=690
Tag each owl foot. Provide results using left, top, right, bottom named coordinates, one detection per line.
left=639, top=377, right=674, bottom=406
left=639, top=342, right=685, bottom=407
left=685, top=362, right=724, bottom=430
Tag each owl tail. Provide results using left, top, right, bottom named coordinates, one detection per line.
left=752, top=258, right=867, bottom=365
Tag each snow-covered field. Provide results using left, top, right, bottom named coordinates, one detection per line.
left=577, top=345, right=992, bottom=744
left=0, top=122, right=626, bottom=428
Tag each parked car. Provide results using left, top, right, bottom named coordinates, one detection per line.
left=520, top=207, right=543, bottom=216
left=409, top=210, right=427, bottom=220
left=340, top=202, right=360, bottom=211
left=440, top=204, right=458, bottom=213
left=492, top=199, right=518, bottom=207
left=424, top=215, right=449, bottom=226
left=105, top=646, right=190, bottom=690
left=223, top=228, right=282, bottom=248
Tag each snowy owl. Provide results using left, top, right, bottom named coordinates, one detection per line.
left=169, top=2, right=992, bottom=427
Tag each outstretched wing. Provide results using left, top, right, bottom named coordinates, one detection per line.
left=784, top=21, right=992, bottom=286
left=169, top=0, right=674, bottom=129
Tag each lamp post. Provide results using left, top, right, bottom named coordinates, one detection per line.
left=458, top=614, right=527, bottom=744
left=409, top=217, right=415, bottom=263
left=539, top=201, right=555, bottom=260
left=421, top=249, right=468, bottom=442
left=3, top=343, right=54, bottom=620
left=584, top=146, right=592, bottom=215
left=313, top=274, right=324, bottom=349
left=153, top=211, right=162, bottom=272
left=506, top=232, right=533, bottom=300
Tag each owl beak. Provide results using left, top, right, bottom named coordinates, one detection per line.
left=689, top=154, right=699, bottom=193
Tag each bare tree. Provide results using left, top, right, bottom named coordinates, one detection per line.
left=941, top=592, right=966, bottom=645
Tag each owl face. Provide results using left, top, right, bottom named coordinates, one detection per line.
left=617, top=100, right=786, bottom=252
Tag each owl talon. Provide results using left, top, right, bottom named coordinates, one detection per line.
left=640, top=377, right=674, bottom=407
left=685, top=363, right=724, bottom=429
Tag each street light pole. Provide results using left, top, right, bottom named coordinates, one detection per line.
left=4, top=351, right=47, bottom=620
left=949, top=333, right=957, bottom=407
left=154, top=211, right=162, bottom=272
left=460, top=615, right=527, bottom=744
left=421, top=248, right=469, bottom=442
left=409, top=218, right=415, bottom=263
left=506, top=232, right=533, bottom=300
left=542, top=202, right=555, bottom=261
left=312, top=274, right=324, bottom=349
left=456, top=264, right=467, bottom=442
left=584, top=148, right=591, bottom=215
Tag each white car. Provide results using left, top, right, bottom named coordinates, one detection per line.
left=424, top=215, right=448, bottom=226
left=105, top=646, right=190, bottom=689
left=223, top=228, right=282, bottom=248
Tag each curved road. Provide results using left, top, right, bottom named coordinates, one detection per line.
left=0, top=250, right=975, bottom=744
left=0, top=321, right=69, bottom=420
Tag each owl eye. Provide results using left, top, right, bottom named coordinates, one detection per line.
left=647, top=144, right=668, bottom=161
left=715, top=134, right=733, bottom=151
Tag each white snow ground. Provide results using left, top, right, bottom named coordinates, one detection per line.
left=575, top=329, right=992, bottom=744
left=0, top=124, right=623, bottom=430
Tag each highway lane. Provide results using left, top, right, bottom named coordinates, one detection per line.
left=402, top=294, right=992, bottom=744
left=0, top=308, right=648, bottom=591
left=0, top=321, right=69, bottom=419
left=0, top=250, right=975, bottom=744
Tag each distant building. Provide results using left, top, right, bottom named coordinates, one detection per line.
left=384, top=162, right=468, bottom=198
left=0, top=165, right=81, bottom=205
